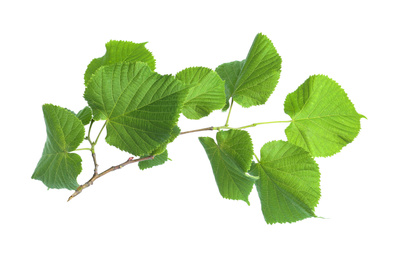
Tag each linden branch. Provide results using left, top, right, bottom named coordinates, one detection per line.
left=67, top=155, right=154, bottom=202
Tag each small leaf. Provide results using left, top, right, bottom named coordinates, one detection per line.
left=250, top=141, right=320, bottom=224
left=215, top=60, right=245, bottom=111
left=76, top=106, right=92, bottom=125
left=199, top=130, right=254, bottom=205
left=84, top=40, right=156, bottom=84
left=215, top=33, right=281, bottom=108
left=32, top=104, right=85, bottom=190
left=84, top=62, right=189, bottom=156
left=284, top=75, right=365, bottom=157
left=138, top=126, right=180, bottom=170
left=139, top=150, right=169, bottom=170
left=176, top=67, right=226, bottom=119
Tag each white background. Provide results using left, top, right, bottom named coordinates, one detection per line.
left=1, top=0, right=392, bottom=259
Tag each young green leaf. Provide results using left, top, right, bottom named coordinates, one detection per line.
left=199, top=130, right=254, bottom=205
left=76, top=106, right=92, bottom=125
left=139, top=149, right=169, bottom=170
left=84, top=62, right=189, bottom=156
left=215, top=60, right=245, bottom=111
left=176, top=67, right=226, bottom=119
left=284, top=75, right=365, bottom=157
left=215, top=33, right=281, bottom=108
left=84, top=40, right=156, bottom=84
left=250, top=141, right=320, bottom=224
left=32, top=104, right=85, bottom=190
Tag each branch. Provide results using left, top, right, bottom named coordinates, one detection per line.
left=180, top=126, right=214, bottom=135
left=67, top=156, right=154, bottom=202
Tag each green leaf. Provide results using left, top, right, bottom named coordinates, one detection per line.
left=176, top=67, right=226, bottom=119
left=84, top=62, right=189, bottom=156
left=215, top=60, right=245, bottom=111
left=284, top=75, right=365, bottom=157
left=32, top=104, right=85, bottom=190
left=199, top=130, right=254, bottom=205
left=76, top=106, right=92, bottom=125
left=138, top=126, right=180, bottom=170
left=215, top=33, right=281, bottom=108
left=250, top=141, right=320, bottom=224
left=84, top=40, right=156, bottom=84
left=139, top=149, right=169, bottom=170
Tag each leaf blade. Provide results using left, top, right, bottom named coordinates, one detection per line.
left=76, top=106, right=92, bottom=125
left=199, top=130, right=254, bottom=204
left=215, top=60, right=245, bottom=111
left=284, top=75, right=364, bottom=157
left=84, top=62, right=188, bottom=156
left=216, top=33, right=281, bottom=109
left=176, top=67, right=226, bottom=119
left=84, top=40, right=156, bottom=84
left=250, top=141, right=321, bottom=224
left=32, top=104, right=85, bottom=190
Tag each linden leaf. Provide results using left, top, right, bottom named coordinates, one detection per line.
left=250, top=141, right=321, bottom=224
left=32, top=104, right=85, bottom=190
left=84, top=62, right=188, bottom=156
left=284, top=75, right=365, bottom=157
left=84, top=40, right=156, bottom=84
left=138, top=125, right=180, bottom=170
left=76, top=106, right=92, bottom=125
left=199, top=130, right=254, bottom=205
left=176, top=67, right=226, bottom=119
left=138, top=150, right=169, bottom=170
left=215, top=60, right=245, bottom=111
left=216, top=33, right=281, bottom=108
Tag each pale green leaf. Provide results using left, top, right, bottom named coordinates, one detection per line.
left=215, top=33, right=281, bottom=108
left=84, top=62, right=188, bottom=156
left=284, top=75, right=365, bottom=157
left=139, top=149, right=169, bottom=170
left=76, top=106, right=92, bottom=125
left=199, top=130, right=254, bottom=205
left=250, top=141, right=320, bottom=224
left=175, top=67, right=226, bottom=119
left=32, top=104, right=85, bottom=190
left=84, top=40, right=155, bottom=84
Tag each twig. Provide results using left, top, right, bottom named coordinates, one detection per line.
left=180, top=126, right=214, bottom=135
left=67, top=156, right=154, bottom=202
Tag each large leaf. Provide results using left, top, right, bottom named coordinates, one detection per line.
left=199, top=130, right=254, bottom=205
left=32, top=104, right=85, bottom=190
left=176, top=67, right=226, bottom=119
left=215, top=33, right=281, bottom=108
left=84, top=62, right=188, bottom=156
left=249, top=141, right=320, bottom=224
left=284, top=75, right=364, bottom=157
left=84, top=40, right=155, bottom=84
